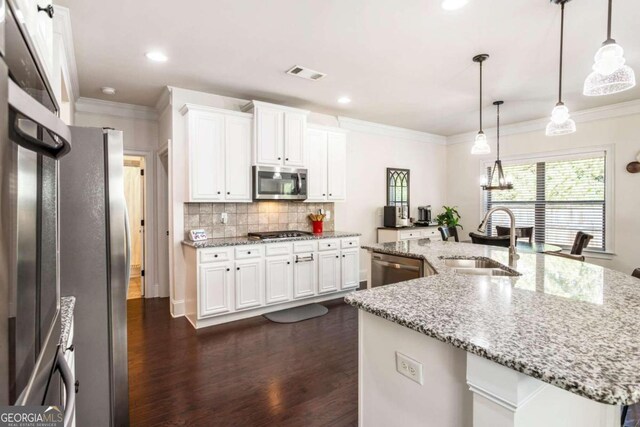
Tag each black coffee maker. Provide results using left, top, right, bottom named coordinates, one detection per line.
left=415, top=206, right=432, bottom=226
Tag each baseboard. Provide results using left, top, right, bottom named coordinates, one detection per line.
left=170, top=299, right=185, bottom=317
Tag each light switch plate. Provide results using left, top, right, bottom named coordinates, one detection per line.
left=396, top=351, right=423, bottom=385
left=221, top=212, right=228, bottom=224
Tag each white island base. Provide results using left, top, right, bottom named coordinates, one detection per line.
left=359, top=311, right=619, bottom=427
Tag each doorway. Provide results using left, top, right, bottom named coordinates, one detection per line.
left=124, top=155, right=146, bottom=299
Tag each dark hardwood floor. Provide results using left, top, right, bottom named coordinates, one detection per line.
left=127, top=298, right=358, bottom=426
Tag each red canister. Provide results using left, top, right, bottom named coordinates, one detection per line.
left=312, top=220, right=323, bottom=234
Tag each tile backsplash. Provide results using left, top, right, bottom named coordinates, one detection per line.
left=184, top=201, right=335, bottom=239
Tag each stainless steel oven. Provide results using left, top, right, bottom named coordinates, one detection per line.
left=253, top=165, right=307, bottom=200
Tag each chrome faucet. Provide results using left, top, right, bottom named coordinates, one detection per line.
left=478, top=207, right=519, bottom=264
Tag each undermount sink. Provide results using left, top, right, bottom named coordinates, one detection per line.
left=443, top=257, right=521, bottom=277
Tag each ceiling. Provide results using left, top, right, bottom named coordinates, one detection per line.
left=56, top=0, right=640, bottom=136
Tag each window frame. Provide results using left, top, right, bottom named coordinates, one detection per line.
left=478, top=145, right=615, bottom=256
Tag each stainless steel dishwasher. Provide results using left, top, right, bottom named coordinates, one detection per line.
left=371, top=252, right=432, bottom=287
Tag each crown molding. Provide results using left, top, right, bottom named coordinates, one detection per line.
left=446, top=98, right=640, bottom=145
left=155, top=87, right=172, bottom=114
left=337, top=116, right=447, bottom=145
left=53, top=6, right=80, bottom=102
left=75, top=97, right=159, bottom=121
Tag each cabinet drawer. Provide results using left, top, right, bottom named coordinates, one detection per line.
left=421, top=228, right=440, bottom=239
left=341, top=237, right=359, bottom=249
left=265, top=243, right=292, bottom=257
left=318, top=239, right=340, bottom=251
left=399, top=230, right=420, bottom=240
left=235, top=245, right=263, bottom=259
left=293, top=240, right=317, bottom=253
left=199, top=248, right=233, bottom=263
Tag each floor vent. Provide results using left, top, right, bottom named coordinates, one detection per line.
left=286, top=65, right=327, bottom=81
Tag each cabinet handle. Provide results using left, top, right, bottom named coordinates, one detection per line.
left=75, top=380, right=80, bottom=394
left=66, top=344, right=75, bottom=352
left=38, top=4, right=54, bottom=18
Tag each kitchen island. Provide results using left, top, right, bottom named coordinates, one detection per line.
left=346, top=239, right=640, bottom=427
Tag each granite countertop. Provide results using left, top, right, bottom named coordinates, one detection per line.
left=345, top=239, right=640, bottom=405
left=182, top=231, right=361, bottom=248
left=59, top=296, right=76, bottom=349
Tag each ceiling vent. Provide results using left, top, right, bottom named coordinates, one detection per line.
left=286, top=65, right=327, bottom=81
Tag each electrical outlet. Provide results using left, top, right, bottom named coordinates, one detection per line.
left=221, top=212, right=228, bottom=224
left=396, top=351, right=423, bottom=385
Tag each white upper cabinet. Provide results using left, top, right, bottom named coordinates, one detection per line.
left=224, top=115, right=252, bottom=200
left=283, top=112, right=306, bottom=166
left=327, top=131, right=347, bottom=201
left=242, top=101, right=309, bottom=167
left=305, top=129, right=328, bottom=201
left=254, top=106, right=284, bottom=165
left=181, top=104, right=252, bottom=203
left=305, top=126, right=347, bottom=202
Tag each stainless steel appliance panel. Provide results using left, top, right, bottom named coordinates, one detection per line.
left=60, top=127, right=128, bottom=427
left=371, top=252, right=424, bottom=287
left=253, top=165, right=307, bottom=200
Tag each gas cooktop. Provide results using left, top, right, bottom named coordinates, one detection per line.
left=248, top=230, right=314, bottom=241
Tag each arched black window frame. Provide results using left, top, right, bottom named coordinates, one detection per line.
left=386, top=168, right=410, bottom=216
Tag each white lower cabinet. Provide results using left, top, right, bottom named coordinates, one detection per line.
left=341, top=248, right=360, bottom=289
left=235, top=259, right=264, bottom=310
left=293, top=253, right=317, bottom=299
left=187, top=237, right=360, bottom=327
left=265, top=255, right=293, bottom=304
left=318, top=251, right=341, bottom=294
left=199, top=262, right=234, bottom=316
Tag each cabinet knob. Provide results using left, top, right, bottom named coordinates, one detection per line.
left=236, top=267, right=240, bottom=271
left=278, top=157, right=282, bottom=160
left=342, top=255, right=345, bottom=258
left=285, top=158, right=289, bottom=161
left=214, top=254, right=218, bottom=258
left=227, top=192, right=230, bottom=195
left=323, top=194, right=326, bottom=196
left=335, top=255, right=339, bottom=258
left=75, top=380, right=80, bottom=394
left=247, top=251, right=251, bottom=254
left=329, top=193, right=332, bottom=196
left=226, top=268, right=230, bottom=271
left=217, top=191, right=221, bottom=195
left=287, top=261, right=290, bottom=265
left=66, top=344, right=75, bottom=352
left=38, top=4, right=54, bottom=18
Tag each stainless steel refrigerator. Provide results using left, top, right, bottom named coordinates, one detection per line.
left=59, top=127, right=130, bottom=427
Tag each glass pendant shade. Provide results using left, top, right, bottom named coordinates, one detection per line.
left=584, top=44, right=635, bottom=96
left=546, top=105, right=576, bottom=136
left=471, top=132, right=490, bottom=155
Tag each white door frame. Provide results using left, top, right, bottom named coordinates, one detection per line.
left=124, top=149, right=157, bottom=298
left=156, top=144, right=170, bottom=298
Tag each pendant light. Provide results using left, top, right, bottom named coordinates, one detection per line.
left=471, top=54, right=491, bottom=154
left=546, top=0, right=576, bottom=137
left=482, top=101, right=513, bottom=191
left=583, top=0, right=635, bottom=96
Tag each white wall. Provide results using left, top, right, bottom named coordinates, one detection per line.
left=164, top=86, right=448, bottom=315
left=446, top=113, right=640, bottom=275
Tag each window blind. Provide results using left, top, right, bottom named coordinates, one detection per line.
left=484, top=153, right=607, bottom=251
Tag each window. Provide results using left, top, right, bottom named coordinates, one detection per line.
left=387, top=168, right=410, bottom=217
left=483, top=149, right=610, bottom=252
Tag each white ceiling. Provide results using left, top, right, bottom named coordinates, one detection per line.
left=56, top=0, right=640, bottom=136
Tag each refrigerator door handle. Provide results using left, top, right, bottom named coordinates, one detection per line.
left=56, top=348, right=75, bottom=427
left=8, top=79, right=71, bottom=158
left=124, top=203, right=131, bottom=294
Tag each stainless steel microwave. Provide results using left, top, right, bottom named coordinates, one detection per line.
left=252, top=165, right=308, bottom=200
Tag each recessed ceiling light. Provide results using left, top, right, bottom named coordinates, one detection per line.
left=337, top=96, right=351, bottom=104
left=101, top=86, right=116, bottom=95
left=441, top=0, right=469, bottom=11
left=145, top=51, right=168, bottom=62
